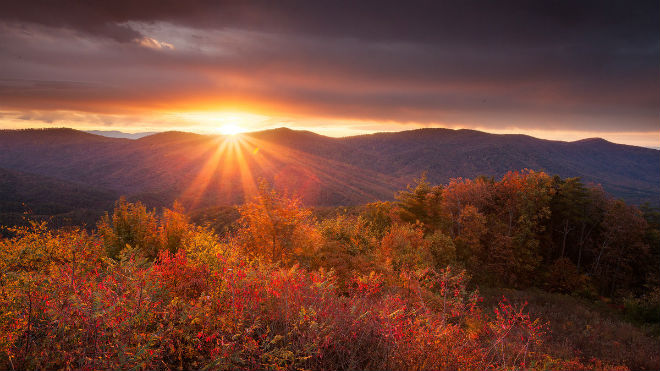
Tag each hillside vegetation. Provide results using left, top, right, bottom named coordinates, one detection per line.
left=1, top=171, right=658, bottom=370
left=0, top=128, right=657, bottom=216
left=0, top=167, right=116, bottom=230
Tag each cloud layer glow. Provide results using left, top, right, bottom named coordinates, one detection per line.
left=0, top=1, right=658, bottom=146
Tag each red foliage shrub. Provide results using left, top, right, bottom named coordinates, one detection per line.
left=2, top=187, right=650, bottom=370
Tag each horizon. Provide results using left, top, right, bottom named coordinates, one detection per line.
left=1, top=1, right=658, bottom=147
left=8, top=125, right=660, bottom=149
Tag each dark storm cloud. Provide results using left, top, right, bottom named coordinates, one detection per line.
left=1, top=0, right=656, bottom=46
left=0, top=0, right=658, bottom=134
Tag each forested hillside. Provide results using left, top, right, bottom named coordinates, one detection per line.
left=0, top=166, right=116, bottom=229
left=343, top=129, right=660, bottom=204
left=0, top=128, right=657, bottom=225
left=1, top=172, right=658, bottom=370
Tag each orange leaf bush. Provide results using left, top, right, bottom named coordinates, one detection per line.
left=3, top=175, right=654, bottom=370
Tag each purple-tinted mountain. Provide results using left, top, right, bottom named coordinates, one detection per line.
left=0, top=128, right=657, bottom=222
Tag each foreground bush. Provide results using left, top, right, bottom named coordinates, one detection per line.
left=3, top=176, right=655, bottom=370
left=1, top=220, right=634, bottom=370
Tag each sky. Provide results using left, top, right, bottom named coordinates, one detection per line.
left=0, top=1, right=658, bottom=147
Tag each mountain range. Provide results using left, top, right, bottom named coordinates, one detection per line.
left=85, top=130, right=158, bottom=139
left=0, top=127, right=658, bottom=227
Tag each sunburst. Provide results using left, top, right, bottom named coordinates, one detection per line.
left=218, top=124, right=244, bottom=136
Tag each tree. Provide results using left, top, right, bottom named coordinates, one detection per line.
left=379, top=224, right=431, bottom=273
left=159, top=201, right=191, bottom=254
left=550, top=177, right=589, bottom=260
left=396, top=174, right=446, bottom=233
left=97, top=198, right=191, bottom=260
left=97, top=197, right=160, bottom=260
left=454, top=205, right=486, bottom=271
left=426, top=230, right=456, bottom=269
left=235, top=182, right=320, bottom=266
left=360, top=201, right=395, bottom=239
left=316, top=214, right=379, bottom=292
left=442, top=176, right=492, bottom=237
left=591, top=197, right=649, bottom=296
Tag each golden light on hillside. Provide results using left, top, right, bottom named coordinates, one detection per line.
left=178, top=131, right=332, bottom=209
left=179, top=133, right=261, bottom=209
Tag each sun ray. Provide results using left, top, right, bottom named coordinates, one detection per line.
left=180, top=136, right=230, bottom=209
left=178, top=131, right=393, bottom=209
left=239, top=135, right=382, bottom=202
left=232, top=139, right=258, bottom=202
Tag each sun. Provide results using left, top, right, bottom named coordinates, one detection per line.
left=218, top=124, right=244, bottom=136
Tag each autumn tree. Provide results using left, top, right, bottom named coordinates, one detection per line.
left=591, top=197, right=649, bottom=296
left=234, top=182, right=320, bottom=266
left=508, top=171, right=553, bottom=285
left=442, top=176, right=493, bottom=237
left=360, top=201, right=395, bottom=239
left=550, top=177, right=590, bottom=260
left=379, top=224, right=431, bottom=273
left=98, top=197, right=160, bottom=259
left=454, top=205, right=487, bottom=271
left=475, top=171, right=552, bottom=286
left=159, top=201, right=191, bottom=254
left=640, top=203, right=660, bottom=290
left=396, top=174, right=447, bottom=233
left=316, top=214, right=380, bottom=292
left=98, top=198, right=191, bottom=260
left=426, top=230, right=456, bottom=269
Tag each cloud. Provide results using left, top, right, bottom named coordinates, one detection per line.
left=1, top=1, right=657, bottom=46
left=136, top=36, right=174, bottom=50
left=0, top=1, right=657, bottom=139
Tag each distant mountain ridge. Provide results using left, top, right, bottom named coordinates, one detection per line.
left=0, top=128, right=657, bottom=221
left=340, top=128, right=659, bottom=204
left=86, top=130, right=158, bottom=139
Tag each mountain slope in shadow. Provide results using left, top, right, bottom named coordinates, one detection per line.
left=0, top=128, right=657, bottom=214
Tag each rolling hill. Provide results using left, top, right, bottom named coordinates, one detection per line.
left=0, top=166, right=117, bottom=230
left=342, top=129, right=659, bottom=203
left=0, top=127, right=657, bottom=224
